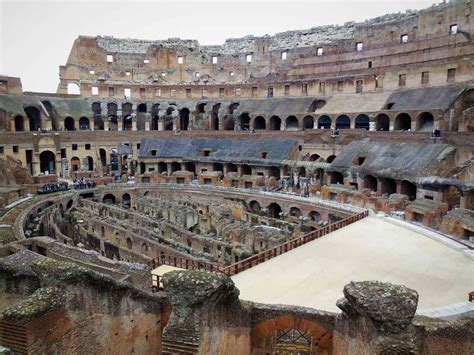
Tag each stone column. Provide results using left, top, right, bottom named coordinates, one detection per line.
left=103, top=120, right=109, bottom=131
left=376, top=179, right=383, bottom=197
left=145, top=120, right=150, bottom=131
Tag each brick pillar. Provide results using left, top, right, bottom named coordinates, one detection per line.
left=376, top=179, right=383, bottom=197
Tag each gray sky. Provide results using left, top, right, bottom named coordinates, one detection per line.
left=1, top=0, right=438, bottom=93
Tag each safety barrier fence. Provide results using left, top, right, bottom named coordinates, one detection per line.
left=148, top=209, right=368, bottom=290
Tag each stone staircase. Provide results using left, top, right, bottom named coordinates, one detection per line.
left=162, top=321, right=200, bottom=354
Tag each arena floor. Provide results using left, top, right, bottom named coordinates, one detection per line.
left=231, top=217, right=474, bottom=312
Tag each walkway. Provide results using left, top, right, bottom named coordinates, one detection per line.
left=231, top=216, right=474, bottom=313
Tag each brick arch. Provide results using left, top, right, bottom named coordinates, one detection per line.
left=251, top=315, right=332, bottom=353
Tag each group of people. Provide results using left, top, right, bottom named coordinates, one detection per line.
left=38, top=182, right=69, bottom=194
left=72, top=178, right=96, bottom=190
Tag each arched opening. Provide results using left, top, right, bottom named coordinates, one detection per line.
left=185, top=162, right=196, bottom=175
left=330, top=171, right=343, bottom=184
left=66, top=200, right=73, bottom=209
left=141, top=243, right=148, bottom=253
left=268, top=203, right=283, bottom=219
left=381, top=178, right=396, bottom=195
left=158, top=162, right=168, bottom=174
left=285, top=116, right=299, bottom=130
left=83, top=156, right=94, bottom=171
left=249, top=200, right=261, bottom=213
left=269, top=116, right=281, bottom=131
left=227, top=163, right=238, bottom=174
left=335, top=115, right=351, bottom=129
left=152, top=116, right=159, bottom=130
left=355, top=114, right=370, bottom=130
left=223, top=116, right=234, bottom=131
left=213, top=163, right=224, bottom=173
left=64, top=117, right=75, bottom=131
left=309, top=211, right=320, bottom=222
left=14, top=115, right=24, bottom=131
left=303, top=115, right=314, bottom=129
left=179, top=108, right=190, bottom=130
left=375, top=114, right=390, bottom=131
left=139, top=162, right=146, bottom=174
left=70, top=157, right=80, bottom=172
left=122, top=193, right=131, bottom=209
left=251, top=317, right=332, bottom=354
left=326, top=155, right=336, bottom=163
left=309, top=154, right=320, bottom=162
left=241, top=164, right=252, bottom=176
left=92, top=102, right=102, bottom=116
left=99, top=148, right=107, bottom=167
left=170, top=162, right=181, bottom=174
left=394, top=113, right=412, bottom=131
left=25, top=106, right=41, bottom=131
left=103, top=194, right=116, bottom=204
left=137, top=103, right=147, bottom=113
left=364, top=175, right=377, bottom=192
left=126, top=238, right=133, bottom=249
left=417, top=112, right=434, bottom=132
left=254, top=116, right=266, bottom=130
left=164, top=120, right=173, bottom=131
left=317, top=115, right=332, bottom=129
left=79, top=117, right=90, bottom=130
left=239, top=113, right=251, bottom=130
left=123, top=115, right=133, bottom=131
left=289, top=207, right=302, bottom=217
left=39, top=151, right=56, bottom=174
left=268, top=167, right=280, bottom=179
left=400, top=180, right=417, bottom=201
left=444, top=185, right=461, bottom=209
left=67, top=83, right=80, bottom=95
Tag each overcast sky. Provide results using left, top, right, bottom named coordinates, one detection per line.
left=1, top=0, right=438, bottom=93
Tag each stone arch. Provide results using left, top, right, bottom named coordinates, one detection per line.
left=123, top=115, right=133, bottom=131
left=70, top=157, right=80, bottom=172
left=223, top=116, right=235, bottom=131
left=179, top=108, right=190, bottom=131
left=141, top=242, right=148, bottom=253
left=330, top=171, right=343, bottom=184
left=285, top=115, right=299, bottom=130
left=92, top=102, right=102, bottom=115
left=380, top=178, right=396, bottom=195
left=317, top=115, right=331, bottom=129
left=239, top=112, right=251, bottom=130
left=309, top=153, right=320, bottom=162
left=309, top=211, right=320, bottom=222
left=126, top=238, right=133, bottom=249
left=269, top=115, right=281, bottom=131
left=289, top=206, right=302, bottom=217
left=122, top=193, right=131, bottom=208
left=254, top=116, right=266, bottom=130
left=400, top=180, right=416, bottom=201
left=355, top=114, right=370, bottom=130
left=394, top=113, right=412, bottom=131
left=416, top=112, right=434, bottom=132
left=251, top=316, right=332, bottom=354
left=158, top=162, right=168, bottom=174
left=249, top=200, right=261, bottom=213
left=25, top=106, right=41, bottom=131
left=241, top=164, right=252, bottom=176
left=39, top=150, right=56, bottom=174
left=326, top=155, right=337, bottom=163
left=64, top=117, right=75, bottom=131
left=170, top=162, right=181, bottom=173
left=227, top=163, right=238, bottom=174
left=14, top=115, right=24, bottom=131
left=375, top=113, right=390, bottom=131
left=267, top=202, right=283, bottom=219
left=67, top=82, right=80, bottom=95
left=364, top=175, right=377, bottom=192
left=303, top=115, right=314, bottom=129
left=66, top=200, right=73, bottom=209
left=103, top=194, right=116, bottom=204
left=335, top=115, right=351, bottom=129
left=79, top=117, right=90, bottom=130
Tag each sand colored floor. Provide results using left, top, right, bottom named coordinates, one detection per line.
left=232, top=217, right=474, bottom=312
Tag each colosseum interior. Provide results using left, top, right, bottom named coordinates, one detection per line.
left=0, top=0, right=473, bottom=354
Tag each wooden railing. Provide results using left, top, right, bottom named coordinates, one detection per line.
left=148, top=210, right=368, bottom=288
left=148, top=254, right=223, bottom=273
left=221, top=210, right=369, bottom=276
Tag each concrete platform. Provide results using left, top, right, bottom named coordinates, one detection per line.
left=232, top=217, right=474, bottom=313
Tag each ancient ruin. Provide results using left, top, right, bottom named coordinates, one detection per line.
left=0, top=0, right=473, bottom=353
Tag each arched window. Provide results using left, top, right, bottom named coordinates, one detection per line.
left=375, top=114, right=390, bottom=131
left=303, top=116, right=314, bottom=129
left=67, top=83, right=80, bottom=95
left=335, top=115, right=351, bottom=129
left=268, top=203, right=282, bottom=219
left=14, top=115, right=24, bottom=131
left=285, top=116, right=299, bottom=130
left=317, top=115, right=331, bottom=129
left=180, top=108, right=190, bottom=130
left=64, top=117, right=75, bottom=131
left=417, top=112, right=434, bottom=132
left=39, top=151, right=56, bottom=174
left=254, top=116, right=266, bottom=130
left=269, top=116, right=281, bottom=130
left=25, top=106, right=41, bottom=131
left=394, top=113, right=412, bottom=131
left=79, top=117, right=90, bottom=130
left=355, top=114, right=369, bottom=130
